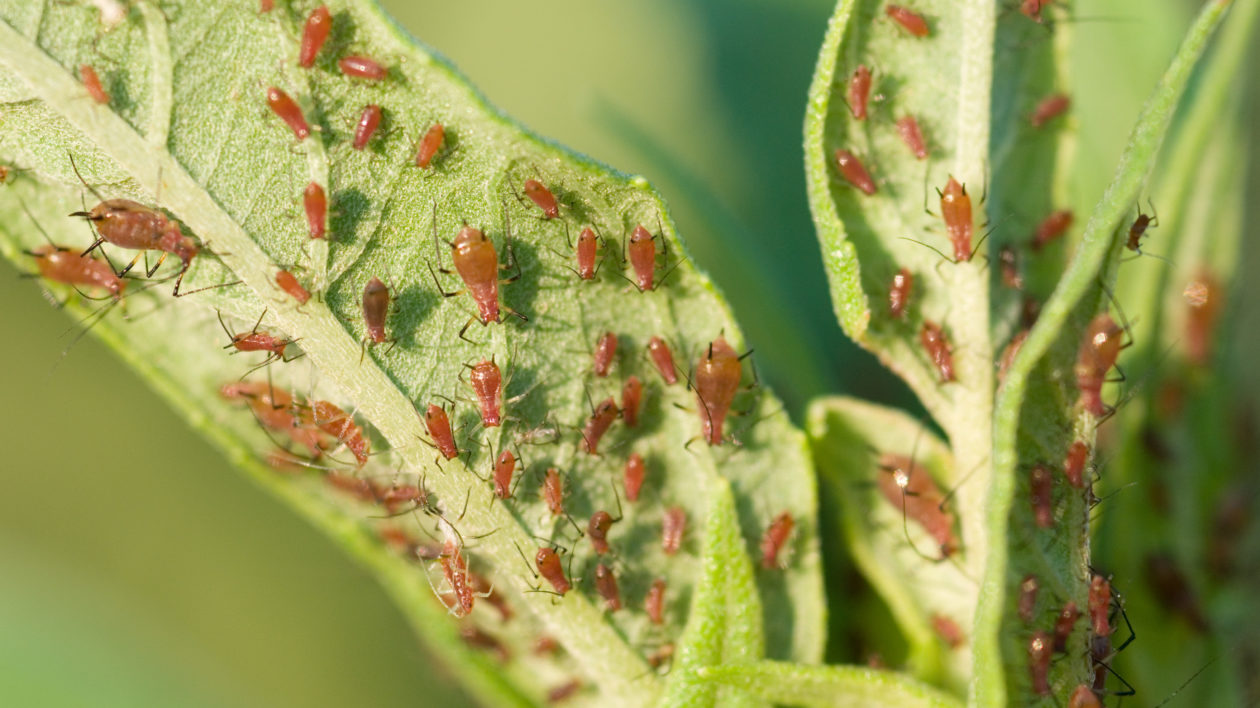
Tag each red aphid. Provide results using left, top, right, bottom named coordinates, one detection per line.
left=931, top=614, right=964, bottom=649
left=1030, top=463, right=1054, bottom=528
left=1064, top=441, right=1089, bottom=489
left=896, top=115, right=929, bottom=159
left=1075, top=314, right=1124, bottom=417
left=275, top=269, right=311, bottom=304
left=1088, top=575, right=1113, bottom=637
left=848, top=64, right=872, bottom=120
left=353, top=104, right=382, bottom=151
left=1031, top=209, right=1073, bottom=251
left=760, top=512, right=794, bottom=569
left=523, top=179, right=559, bottom=219
left=218, top=311, right=292, bottom=359
left=424, top=404, right=459, bottom=460
left=1029, top=631, right=1053, bottom=695
left=533, top=636, right=559, bottom=655
left=594, top=564, right=621, bottom=611
left=694, top=336, right=743, bottom=445
left=338, top=55, right=386, bottom=81
left=939, top=176, right=974, bottom=262
left=298, top=5, right=332, bottom=68
left=450, top=226, right=505, bottom=325
left=79, top=64, right=109, bottom=104
left=1068, top=685, right=1102, bottom=708
left=920, top=321, right=955, bottom=383
left=998, top=329, right=1028, bottom=384
left=26, top=244, right=125, bottom=299
left=469, top=359, right=504, bottom=427
left=543, top=468, right=565, bottom=516
left=535, top=547, right=570, bottom=594
left=1053, top=601, right=1081, bottom=652
left=266, top=87, right=310, bottom=140
left=621, top=376, right=643, bottom=427
left=661, top=506, right=686, bottom=555
left=1018, top=574, right=1039, bottom=623
left=547, top=680, right=581, bottom=704
left=575, top=227, right=599, bottom=280
left=886, top=4, right=930, bottom=36
left=889, top=267, right=912, bottom=319
left=624, top=452, right=646, bottom=502
left=627, top=224, right=659, bottom=291
left=833, top=149, right=877, bottom=195
left=1021, top=0, right=1052, bottom=22
left=303, top=182, right=326, bottom=239
left=877, top=454, right=957, bottom=557
left=1030, top=93, right=1071, bottom=128
left=647, top=336, right=679, bottom=384
left=588, top=511, right=617, bottom=555
left=415, top=123, right=445, bottom=168
left=220, top=381, right=322, bottom=458
left=581, top=397, right=619, bottom=454
left=379, top=484, right=426, bottom=514
left=493, top=450, right=515, bottom=499
left=999, top=246, right=1023, bottom=290
left=439, top=540, right=474, bottom=617
left=259, top=0, right=274, bottom=12
left=1183, top=273, right=1222, bottom=366
left=362, top=277, right=391, bottom=345
left=645, top=578, right=666, bottom=624
left=592, top=331, right=617, bottom=377
left=306, top=399, right=370, bottom=466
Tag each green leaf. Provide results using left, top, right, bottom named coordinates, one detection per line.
left=690, top=661, right=963, bottom=708
left=0, top=1, right=823, bottom=704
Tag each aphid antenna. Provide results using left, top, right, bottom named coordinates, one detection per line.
left=937, top=459, right=985, bottom=513
left=1152, top=657, right=1218, bottom=708
left=65, top=152, right=109, bottom=205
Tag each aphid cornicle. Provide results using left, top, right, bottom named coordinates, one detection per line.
left=1028, top=631, right=1052, bottom=696
left=647, top=336, right=679, bottom=384
left=939, top=176, right=974, bottom=262
left=645, top=578, right=666, bottom=624
left=1030, top=93, right=1071, bottom=129
left=1063, top=441, right=1089, bottom=489
left=493, top=450, right=516, bottom=499
left=535, top=547, right=570, bottom=595
left=621, top=376, right=643, bottom=427
left=1031, top=209, right=1073, bottom=251
left=627, top=224, right=660, bottom=291
left=693, top=336, right=744, bottom=446
left=896, top=116, right=929, bottom=159
left=886, top=4, right=930, bottom=36
left=848, top=64, right=872, bottom=120
left=339, top=55, right=386, bottom=81
left=877, top=454, right=957, bottom=558
left=298, top=5, right=332, bottom=69
left=889, top=268, right=912, bottom=319
left=1075, top=313, right=1124, bottom=417
left=920, top=321, right=955, bottom=383
left=661, top=506, right=686, bottom=555
left=592, top=331, right=617, bottom=377
left=423, top=404, right=459, bottom=460
left=833, top=149, right=877, bottom=195
left=594, top=564, right=622, bottom=611
left=624, top=452, right=646, bottom=502
left=522, top=179, right=559, bottom=219
left=361, top=277, right=393, bottom=351
left=760, top=512, right=794, bottom=569
left=80, top=64, right=109, bottom=104
left=588, top=511, right=617, bottom=554
left=275, top=269, right=311, bottom=304
left=415, top=123, right=445, bottom=168
left=353, top=104, right=382, bottom=151
left=26, top=245, right=125, bottom=299
left=581, top=397, right=619, bottom=454
left=266, top=87, right=311, bottom=140
left=1030, top=463, right=1054, bottom=528
left=303, top=182, right=327, bottom=239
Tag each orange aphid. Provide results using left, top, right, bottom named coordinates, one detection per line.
left=886, top=5, right=930, bottom=36
left=275, top=269, right=310, bottom=304
left=760, top=512, right=794, bottom=569
left=939, top=176, right=973, bottom=262
left=26, top=244, right=125, bottom=299
left=423, top=404, right=458, bottom=460
left=833, top=149, right=877, bottom=195
left=535, top=547, right=570, bottom=594
left=523, top=179, right=559, bottom=219
left=415, top=123, right=445, bottom=168
left=1074, top=314, right=1124, bottom=417
left=452, top=226, right=503, bottom=325
left=79, top=64, right=109, bottom=104
left=303, top=182, right=326, bottom=239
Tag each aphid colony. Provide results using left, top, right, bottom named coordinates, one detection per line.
left=10, top=4, right=802, bottom=700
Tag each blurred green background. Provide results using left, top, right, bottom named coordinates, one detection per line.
left=0, top=0, right=1255, bottom=706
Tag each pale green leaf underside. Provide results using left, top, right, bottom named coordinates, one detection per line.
left=690, top=661, right=963, bottom=708
left=0, top=1, right=824, bottom=705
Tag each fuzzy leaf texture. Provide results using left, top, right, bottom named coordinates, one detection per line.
left=0, top=2, right=824, bottom=707
left=805, top=0, right=1235, bottom=705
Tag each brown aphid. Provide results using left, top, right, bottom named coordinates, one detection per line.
left=79, top=64, right=109, bottom=104
left=1144, top=552, right=1209, bottom=632
left=588, top=511, right=618, bottom=555
left=886, top=4, right=930, bottom=36
left=338, top=55, right=387, bottom=81
left=624, top=452, right=646, bottom=502
left=939, top=176, right=974, bottom=262
left=304, top=399, right=370, bottom=466
left=460, top=624, right=509, bottom=662
left=266, top=87, right=310, bottom=140
left=621, top=376, right=643, bottom=427
left=999, top=246, right=1023, bottom=289
left=645, top=578, right=667, bottom=624
left=760, top=512, right=795, bottom=569
left=439, top=540, right=475, bottom=617
left=361, top=277, right=392, bottom=349
left=353, top=104, right=382, bottom=151
left=1031, top=209, right=1073, bottom=251
left=574, top=227, right=600, bottom=280
left=415, top=123, right=445, bottom=168
left=833, top=149, right=877, bottom=195
left=592, top=331, right=618, bottom=376
left=593, top=564, right=622, bottom=611
left=1030, top=93, right=1071, bottom=128
left=1030, top=463, right=1054, bottom=529
left=275, top=269, right=311, bottom=304
left=535, top=547, right=570, bottom=595
left=468, top=359, right=504, bottom=427
left=26, top=244, right=125, bottom=299
left=1063, top=441, right=1089, bottom=489
left=523, top=179, right=559, bottom=219
left=646, top=643, right=675, bottom=669
left=920, top=321, right=955, bottom=383
left=542, top=468, right=566, bottom=516
left=1028, top=631, right=1053, bottom=695
left=1018, top=574, right=1039, bottom=623
left=1183, top=272, right=1222, bottom=366
left=889, top=267, right=913, bottom=319
left=303, top=182, right=326, bottom=239
left=661, top=506, right=687, bottom=555
left=931, top=614, right=964, bottom=649
left=876, top=453, right=957, bottom=557
left=1053, top=601, right=1081, bottom=652
left=1125, top=205, right=1159, bottom=254
left=546, top=680, right=581, bottom=704
left=694, top=336, right=744, bottom=445
left=998, top=329, right=1028, bottom=384
left=627, top=224, right=661, bottom=291
left=896, top=115, right=929, bottom=159
left=1075, top=313, right=1124, bottom=417
left=581, top=397, right=619, bottom=454
left=423, top=404, right=459, bottom=460
left=1068, top=685, right=1102, bottom=708
left=647, top=336, right=679, bottom=384
left=848, top=64, right=872, bottom=120
left=493, top=450, right=516, bottom=499
left=298, top=5, right=332, bottom=68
